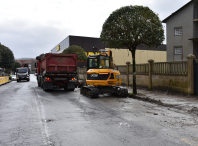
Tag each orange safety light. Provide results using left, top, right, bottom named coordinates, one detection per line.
left=70, top=78, right=75, bottom=80
left=99, top=73, right=108, bottom=75
left=45, top=77, right=52, bottom=81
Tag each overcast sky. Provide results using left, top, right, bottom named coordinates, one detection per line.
left=0, top=0, right=190, bottom=59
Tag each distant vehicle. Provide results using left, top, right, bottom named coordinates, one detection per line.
left=11, top=75, right=16, bottom=81
left=16, top=67, right=30, bottom=82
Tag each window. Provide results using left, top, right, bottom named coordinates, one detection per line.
left=174, top=47, right=183, bottom=54
left=99, top=56, right=110, bottom=68
left=17, top=68, right=28, bottom=73
left=88, top=58, right=98, bottom=68
left=194, top=6, right=198, bottom=19
left=174, top=27, right=182, bottom=35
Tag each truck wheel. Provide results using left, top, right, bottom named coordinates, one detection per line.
left=38, top=82, right=41, bottom=87
left=69, top=88, right=75, bottom=91
left=43, top=84, right=47, bottom=92
left=17, top=79, right=19, bottom=82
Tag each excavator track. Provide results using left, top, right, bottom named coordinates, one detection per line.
left=80, top=86, right=128, bottom=98
left=112, top=86, right=128, bottom=97
left=80, top=86, right=99, bottom=98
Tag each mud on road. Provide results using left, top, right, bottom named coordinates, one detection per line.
left=128, top=90, right=198, bottom=116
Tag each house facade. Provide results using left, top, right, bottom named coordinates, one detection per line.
left=15, top=59, right=37, bottom=74
left=163, top=0, right=198, bottom=61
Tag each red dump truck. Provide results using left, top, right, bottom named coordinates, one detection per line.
left=36, top=53, right=77, bottom=91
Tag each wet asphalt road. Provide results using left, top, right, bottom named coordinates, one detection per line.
left=0, top=75, right=198, bottom=146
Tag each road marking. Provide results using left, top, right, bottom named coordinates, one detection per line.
left=33, top=87, right=54, bottom=145
left=181, top=139, right=196, bottom=146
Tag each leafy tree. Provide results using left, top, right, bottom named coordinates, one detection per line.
left=100, top=5, right=164, bottom=94
left=36, top=53, right=46, bottom=61
left=62, top=45, right=87, bottom=61
left=12, top=61, right=21, bottom=74
left=0, top=44, right=15, bottom=70
left=0, top=53, right=1, bottom=64
left=4, top=68, right=11, bottom=74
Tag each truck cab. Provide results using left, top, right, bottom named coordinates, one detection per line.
left=16, top=67, right=30, bottom=82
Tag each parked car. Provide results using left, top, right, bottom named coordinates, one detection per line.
left=11, top=75, right=16, bottom=81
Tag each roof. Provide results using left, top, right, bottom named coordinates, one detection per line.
left=162, top=0, right=192, bottom=23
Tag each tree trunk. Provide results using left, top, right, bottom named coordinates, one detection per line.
left=131, top=49, right=137, bottom=94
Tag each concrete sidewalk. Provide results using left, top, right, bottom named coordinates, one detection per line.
left=127, top=87, right=198, bottom=115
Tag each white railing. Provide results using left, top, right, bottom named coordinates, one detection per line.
left=152, top=61, right=187, bottom=75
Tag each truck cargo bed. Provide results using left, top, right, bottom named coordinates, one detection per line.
left=36, top=53, right=78, bottom=91
left=40, top=53, right=77, bottom=74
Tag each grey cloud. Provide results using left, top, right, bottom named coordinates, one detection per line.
left=0, top=19, right=71, bottom=59
left=148, top=0, right=190, bottom=20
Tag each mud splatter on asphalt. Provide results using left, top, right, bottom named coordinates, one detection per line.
left=128, top=94, right=196, bottom=113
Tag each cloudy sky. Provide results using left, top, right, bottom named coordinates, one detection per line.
left=0, top=0, right=190, bottom=59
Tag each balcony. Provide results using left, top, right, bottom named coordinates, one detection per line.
left=189, top=31, right=198, bottom=41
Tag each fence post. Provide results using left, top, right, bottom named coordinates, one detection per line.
left=126, top=61, right=131, bottom=86
left=148, top=59, right=154, bottom=90
left=186, top=54, right=196, bottom=95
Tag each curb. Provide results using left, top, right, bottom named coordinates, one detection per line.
left=128, top=94, right=198, bottom=115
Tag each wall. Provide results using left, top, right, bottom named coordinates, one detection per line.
left=122, top=74, right=149, bottom=87
left=0, top=76, right=9, bottom=85
left=51, top=36, right=70, bottom=53
left=193, top=1, right=198, bottom=58
left=78, top=70, right=189, bottom=94
left=123, top=74, right=188, bottom=93
left=77, top=56, right=193, bottom=94
left=31, top=61, right=37, bottom=74
left=166, top=2, right=193, bottom=61
left=52, top=35, right=105, bottom=54
left=106, top=48, right=167, bottom=65
left=51, top=35, right=166, bottom=66
left=16, top=59, right=37, bottom=74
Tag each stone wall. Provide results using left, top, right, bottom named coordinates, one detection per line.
left=123, top=74, right=188, bottom=93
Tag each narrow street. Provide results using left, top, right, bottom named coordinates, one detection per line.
left=0, top=75, right=198, bottom=146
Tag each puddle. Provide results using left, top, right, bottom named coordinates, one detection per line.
left=45, top=119, right=54, bottom=123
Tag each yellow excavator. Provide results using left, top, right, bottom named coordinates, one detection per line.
left=80, top=49, right=128, bottom=98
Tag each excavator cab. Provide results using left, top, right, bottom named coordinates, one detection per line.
left=87, top=54, right=114, bottom=70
